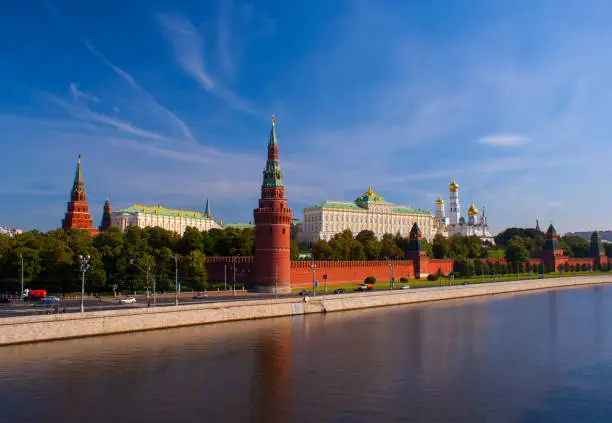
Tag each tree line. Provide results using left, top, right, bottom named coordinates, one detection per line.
left=1, top=225, right=609, bottom=293
left=0, top=226, right=260, bottom=294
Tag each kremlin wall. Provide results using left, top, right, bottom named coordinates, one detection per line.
left=60, top=117, right=609, bottom=292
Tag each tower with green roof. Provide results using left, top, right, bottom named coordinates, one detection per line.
left=99, top=196, right=112, bottom=233
left=590, top=231, right=608, bottom=268
left=405, top=222, right=430, bottom=279
left=542, top=223, right=566, bottom=271
left=62, top=154, right=98, bottom=236
left=253, top=116, right=292, bottom=293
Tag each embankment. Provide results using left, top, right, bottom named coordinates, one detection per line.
left=1, top=275, right=611, bottom=346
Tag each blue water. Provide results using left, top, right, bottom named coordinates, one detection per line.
left=0, top=285, right=612, bottom=422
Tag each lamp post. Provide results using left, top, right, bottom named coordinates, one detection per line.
left=233, top=254, right=240, bottom=296
left=171, top=255, right=179, bottom=306
left=130, top=258, right=154, bottom=304
left=311, top=264, right=317, bottom=296
left=78, top=255, right=91, bottom=313
left=275, top=264, right=278, bottom=299
left=224, top=263, right=227, bottom=291
left=388, top=259, right=395, bottom=290
left=19, top=254, right=24, bottom=299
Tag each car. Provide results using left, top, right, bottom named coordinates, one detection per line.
left=119, top=297, right=137, bottom=304
left=334, top=288, right=345, bottom=294
left=354, top=284, right=373, bottom=292
left=34, top=297, right=60, bottom=307
left=298, top=290, right=311, bottom=296
left=192, top=294, right=208, bottom=299
left=400, top=285, right=410, bottom=290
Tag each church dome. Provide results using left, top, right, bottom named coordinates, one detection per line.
left=467, top=203, right=479, bottom=216
left=435, top=196, right=444, bottom=205
left=449, top=179, right=459, bottom=192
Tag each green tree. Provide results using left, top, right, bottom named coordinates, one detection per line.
left=505, top=237, right=530, bottom=267
left=290, top=240, right=300, bottom=260
left=312, top=240, right=333, bottom=260
left=432, top=234, right=451, bottom=259
left=183, top=250, right=208, bottom=290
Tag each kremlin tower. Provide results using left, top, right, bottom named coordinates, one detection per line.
left=62, top=154, right=98, bottom=236
left=99, top=197, right=111, bottom=233
left=253, top=116, right=292, bottom=293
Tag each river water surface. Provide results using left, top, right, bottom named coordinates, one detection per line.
left=1, top=285, right=612, bottom=423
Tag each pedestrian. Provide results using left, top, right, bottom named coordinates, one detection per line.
left=147, top=299, right=151, bottom=307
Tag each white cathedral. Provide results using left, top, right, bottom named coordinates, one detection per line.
left=433, top=179, right=495, bottom=244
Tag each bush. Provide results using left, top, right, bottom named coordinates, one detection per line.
left=581, top=263, right=587, bottom=272
left=364, top=276, right=376, bottom=284
left=399, top=277, right=408, bottom=283
left=564, top=262, right=570, bottom=272
left=427, top=273, right=439, bottom=281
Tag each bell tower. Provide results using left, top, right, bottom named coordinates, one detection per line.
left=253, top=116, right=292, bottom=293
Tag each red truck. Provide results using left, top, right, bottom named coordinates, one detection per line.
left=28, top=289, right=47, bottom=300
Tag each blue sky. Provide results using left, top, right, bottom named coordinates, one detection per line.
left=2, top=0, right=612, bottom=234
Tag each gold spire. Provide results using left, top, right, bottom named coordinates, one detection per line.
left=271, top=113, right=276, bottom=124
left=449, top=178, right=459, bottom=192
left=365, top=185, right=375, bottom=196
left=435, top=195, right=444, bottom=204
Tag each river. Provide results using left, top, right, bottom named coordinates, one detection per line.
left=1, top=285, right=612, bottom=423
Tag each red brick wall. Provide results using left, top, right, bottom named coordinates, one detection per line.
left=289, top=260, right=415, bottom=288
left=426, top=259, right=453, bottom=276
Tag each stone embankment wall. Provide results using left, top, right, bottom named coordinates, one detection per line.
left=2, top=276, right=611, bottom=346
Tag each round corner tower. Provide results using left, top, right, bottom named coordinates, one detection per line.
left=253, top=116, right=292, bottom=293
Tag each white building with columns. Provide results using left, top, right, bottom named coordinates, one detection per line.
left=111, top=199, right=222, bottom=235
left=299, top=187, right=435, bottom=243
left=433, top=180, right=495, bottom=244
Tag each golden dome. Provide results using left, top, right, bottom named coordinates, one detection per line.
left=449, top=179, right=459, bottom=192
left=435, top=195, right=444, bottom=205
left=365, top=185, right=375, bottom=196
left=467, top=203, right=478, bottom=216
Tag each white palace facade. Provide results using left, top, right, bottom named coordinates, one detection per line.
left=299, top=187, right=435, bottom=243
left=111, top=199, right=222, bottom=235
left=433, top=179, right=495, bottom=244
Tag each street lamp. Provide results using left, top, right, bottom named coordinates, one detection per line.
left=311, top=264, right=317, bottom=296
left=388, top=258, right=395, bottom=290
left=233, top=253, right=240, bottom=296
left=171, top=255, right=179, bottom=306
left=19, top=254, right=24, bottom=299
left=130, top=258, right=155, bottom=304
left=78, top=255, right=91, bottom=313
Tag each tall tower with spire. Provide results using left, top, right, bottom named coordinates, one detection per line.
left=62, top=154, right=98, bottom=235
left=253, top=116, right=292, bottom=293
left=448, top=179, right=461, bottom=225
left=99, top=197, right=112, bottom=233
left=204, top=198, right=211, bottom=218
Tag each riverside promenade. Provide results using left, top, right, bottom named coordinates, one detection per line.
left=2, top=275, right=611, bottom=346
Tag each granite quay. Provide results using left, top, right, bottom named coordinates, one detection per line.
left=1, top=275, right=611, bottom=346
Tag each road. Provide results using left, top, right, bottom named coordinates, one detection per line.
left=0, top=292, right=296, bottom=318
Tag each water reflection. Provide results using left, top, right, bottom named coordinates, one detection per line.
left=1, top=286, right=612, bottom=423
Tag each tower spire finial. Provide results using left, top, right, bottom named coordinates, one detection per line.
left=205, top=198, right=211, bottom=218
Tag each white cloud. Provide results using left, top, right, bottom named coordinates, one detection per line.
left=156, top=13, right=256, bottom=115
left=83, top=40, right=196, bottom=142
left=478, top=134, right=528, bottom=147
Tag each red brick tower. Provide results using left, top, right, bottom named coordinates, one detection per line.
left=542, top=224, right=565, bottom=271
left=62, top=154, right=98, bottom=236
left=405, top=222, right=430, bottom=279
left=253, top=116, right=292, bottom=293
left=99, top=196, right=112, bottom=233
